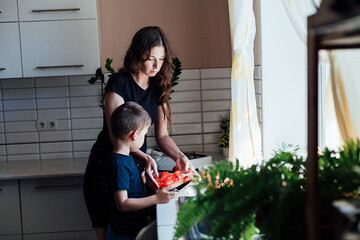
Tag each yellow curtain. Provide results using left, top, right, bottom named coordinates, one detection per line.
left=228, top=0, right=262, bottom=168
left=328, top=50, right=359, bottom=144
left=321, top=57, right=343, bottom=149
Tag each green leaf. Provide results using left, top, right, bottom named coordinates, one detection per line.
left=88, top=77, right=96, bottom=85
left=105, top=58, right=115, bottom=75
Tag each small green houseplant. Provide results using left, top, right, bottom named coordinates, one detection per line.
left=174, top=140, right=360, bottom=240
left=219, top=115, right=230, bottom=156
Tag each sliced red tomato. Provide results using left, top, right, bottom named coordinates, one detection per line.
left=156, top=170, right=186, bottom=188
left=172, top=166, right=179, bottom=173
left=159, top=171, right=170, bottom=178
left=183, top=175, right=192, bottom=182
left=173, top=171, right=183, bottom=181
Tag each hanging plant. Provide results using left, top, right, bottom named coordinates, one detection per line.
left=87, top=58, right=115, bottom=109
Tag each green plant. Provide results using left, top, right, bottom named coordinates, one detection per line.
left=88, top=57, right=182, bottom=107
left=174, top=140, right=360, bottom=240
left=169, top=57, right=181, bottom=99
left=88, top=58, right=115, bottom=109
left=219, top=115, right=230, bottom=148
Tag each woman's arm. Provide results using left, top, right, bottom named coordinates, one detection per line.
left=131, top=150, right=159, bottom=190
left=114, top=189, right=175, bottom=212
left=104, top=91, right=125, bottom=146
left=155, top=105, right=196, bottom=173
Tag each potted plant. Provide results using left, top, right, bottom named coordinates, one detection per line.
left=219, top=115, right=230, bottom=157
left=174, top=140, right=360, bottom=240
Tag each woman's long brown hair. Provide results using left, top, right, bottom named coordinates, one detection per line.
left=120, top=26, right=173, bottom=125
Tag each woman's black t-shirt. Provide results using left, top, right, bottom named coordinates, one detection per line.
left=90, top=72, right=160, bottom=159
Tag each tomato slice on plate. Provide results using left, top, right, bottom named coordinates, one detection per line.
left=156, top=170, right=186, bottom=188
left=172, top=166, right=179, bottom=172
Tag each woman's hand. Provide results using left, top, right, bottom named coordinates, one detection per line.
left=144, top=154, right=160, bottom=190
left=175, top=153, right=196, bottom=173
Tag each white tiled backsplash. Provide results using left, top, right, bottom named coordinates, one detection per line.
left=0, top=66, right=262, bottom=161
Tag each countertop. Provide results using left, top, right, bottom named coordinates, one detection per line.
left=0, top=157, right=89, bottom=180
left=0, top=152, right=225, bottom=181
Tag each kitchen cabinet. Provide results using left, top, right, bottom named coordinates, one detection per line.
left=0, top=180, right=22, bottom=236
left=0, top=0, right=100, bottom=79
left=0, top=0, right=22, bottom=78
left=0, top=0, right=18, bottom=22
left=20, top=177, right=92, bottom=234
left=0, top=23, right=22, bottom=79
left=20, top=20, right=99, bottom=77
left=23, top=231, right=96, bottom=240
left=18, top=0, right=96, bottom=21
left=0, top=236, right=22, bottom=240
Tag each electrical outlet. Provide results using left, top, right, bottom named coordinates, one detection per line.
left=36, top=120, right=47, bottom=130
left=47, top=119, right=57, bottom=130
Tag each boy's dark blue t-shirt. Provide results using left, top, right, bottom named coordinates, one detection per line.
left=107, top=153, right=149, bottom=237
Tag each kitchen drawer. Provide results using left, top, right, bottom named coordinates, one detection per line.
left=0, top=23, right=22, bottom=79
left=0, top=235, right=22, bottom=240
left=18, top=0, right=96, bottom=21
left=0, top=0, right=18, bottom=22
left=20, top=19, right=100, bottom=77
left=23, top=231, right=96, bottom=240
left=20, top=177, right=92, bottom=234
left=0, top=180, right=22, bottom=236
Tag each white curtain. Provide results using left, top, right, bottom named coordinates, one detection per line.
left=228, top=0, right=262, bottom=168
left=282, top=0, right=360, bottom=149
left=282, top=0, right=319, bottom=45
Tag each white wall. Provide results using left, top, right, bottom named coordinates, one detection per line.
left=0, top=67, right=233, bottom=161
left=260, top=0, right=307, bottom=159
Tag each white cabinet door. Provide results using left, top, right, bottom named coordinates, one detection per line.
left=0, top=23, right=22, bottom=79
left=0, top=180, right=22, bottom=236
left=18, top=0, right=96, bottom=21
left=20, top=19, right=100, bottom=77
left=0, top=0, right=18, bottom=22
left=23, top=231, right=97, bottom=240
left=20, top=177, right=92, bottom=234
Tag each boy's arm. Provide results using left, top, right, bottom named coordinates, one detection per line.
left=114, top=189, right=175, bottom=212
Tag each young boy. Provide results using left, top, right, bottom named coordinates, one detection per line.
left=107, top=102, right=175, bottom=240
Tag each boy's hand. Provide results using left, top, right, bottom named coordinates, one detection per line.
left=156, top=189, right=176, bottom=203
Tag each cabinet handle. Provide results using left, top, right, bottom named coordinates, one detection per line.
left=32, top=8, right=80, bottom=13
left=34, top=183, right=83, bottom=189
left=36, top=64, right=84, bottom=69
left=0, top=68, right=6, bottom=71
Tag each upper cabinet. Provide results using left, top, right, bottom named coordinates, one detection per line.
left=0, top=0, right=100, bottom=79
left=0, top=0, right=18, bottom=22
left=18, top=0, right=96, bottom=21
left=20, top=19, right=99, bottom=77
left=0, top=23, right=22, bottom=79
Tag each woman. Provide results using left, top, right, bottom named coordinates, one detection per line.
left=83, top=26, right=195, bottom=240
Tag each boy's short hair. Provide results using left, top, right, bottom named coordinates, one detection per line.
left=110, top=101, right=151, bottom=140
